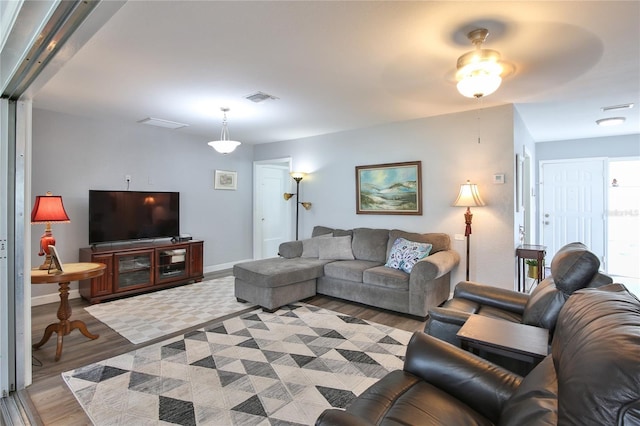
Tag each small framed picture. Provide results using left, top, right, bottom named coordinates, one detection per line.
left=214, top=170, right=238, bottom=190
left=49, top=245, right=64, bottom=274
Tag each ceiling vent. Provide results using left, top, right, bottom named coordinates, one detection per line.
left=244, top=91, right=279, bottom=103
left=601, top=103, right=634, bottom=112
left=138, top=117, right=189, bottom=130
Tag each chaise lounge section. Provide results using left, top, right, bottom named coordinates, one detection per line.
left=234, top=226, right=460, bottom=317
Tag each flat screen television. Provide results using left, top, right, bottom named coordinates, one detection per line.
left=89, top=190, right=180, bottom=244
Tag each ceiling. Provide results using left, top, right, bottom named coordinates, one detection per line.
left=32, top=1, right=640, bottom=145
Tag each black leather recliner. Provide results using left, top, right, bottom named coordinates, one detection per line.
left=316, top=284, right=640, bottom=425
left=425, top=242, right=612, bottom=350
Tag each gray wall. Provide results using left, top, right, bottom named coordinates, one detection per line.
left=31, top=104, right=524, bottom=303
left=31, top=108, right=254, bottom=301
left=254, top=104, right=518, bottom=289
left=536, top=134, right=640, bottom=161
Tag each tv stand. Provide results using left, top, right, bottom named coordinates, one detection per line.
left=79, top=240, right=204, bottom=304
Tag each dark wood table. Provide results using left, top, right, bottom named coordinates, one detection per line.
left=516, top=244, right=546, bottom=292
left=31, top=262, right=106, bottom=361
left=457, top=314, right=549, bottom=365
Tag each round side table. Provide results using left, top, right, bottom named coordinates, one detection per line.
left=31, top=262, right=106, bottom=361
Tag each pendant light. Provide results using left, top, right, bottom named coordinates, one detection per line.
left=208, top=107, right=241, bottom=154
left=456, top=28, right=504, bottom=98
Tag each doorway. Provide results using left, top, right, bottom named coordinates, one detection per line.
left=540, top=157, right=640, bottom=292
left=607, top=158, right=640, bottom=281
left=540, top=158, right=606, bottom=261
left=253, top=158, right=292, bottom=259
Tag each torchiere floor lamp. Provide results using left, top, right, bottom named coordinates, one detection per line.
left=284, top=172, right=312, bottom=240
left=453, top=180, right=485, bottom=281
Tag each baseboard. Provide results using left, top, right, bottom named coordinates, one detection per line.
left=204, top=259, right=252, bottom=274
left=32, top=289, right=81, bottom=306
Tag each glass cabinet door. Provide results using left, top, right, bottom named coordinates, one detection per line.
left=115, top=250, right=153, bottom=291
left=155, top=246, right=188, bottom=284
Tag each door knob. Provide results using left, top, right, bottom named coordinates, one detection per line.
left=544, top=214, right=550, bottom=218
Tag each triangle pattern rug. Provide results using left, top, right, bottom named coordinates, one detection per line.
left=84, top=276, right=252, bottom=344
left=63, top=303, right=412, bottom=425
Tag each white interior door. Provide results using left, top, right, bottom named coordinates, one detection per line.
left=540, top=159, right=606, bottom=262
left=253, top=160, right=292, bottom=259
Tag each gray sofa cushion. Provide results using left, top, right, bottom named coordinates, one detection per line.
left=352, top=228, right=389, bottom=262
left=279, top=240, right=302, bottom=259
left=363, top=266, right=409, bottom=291
left=388, top=230, right=451, bottom=255
left=233, top=257, right=328, bottom=288
left=301, top=234, right=332, bottom=258
left=324, top=259, right=382, bottom=282
left=312, top=226, right=334, bottom=237
left=318, top=235, right=355, bottom=260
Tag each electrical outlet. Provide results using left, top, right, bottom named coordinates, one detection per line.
left=454, top=234, right=465, bottom=241
left=125, top=174, right=131, bottom=182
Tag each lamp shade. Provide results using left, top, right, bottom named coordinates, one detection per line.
left=31, top=192, right=70, bottom=223
left=453, top=180, right=485, bottom=207
left=208, top=139, right=241, bottom=154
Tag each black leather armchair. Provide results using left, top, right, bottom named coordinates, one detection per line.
left=316, top=284, right=640, bottom=425
left=425, top=242, right=612, bottom=350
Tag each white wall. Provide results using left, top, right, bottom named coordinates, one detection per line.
left=254, top=104, right=518, bottom=290
left=31, top=108, right=255, bottom=302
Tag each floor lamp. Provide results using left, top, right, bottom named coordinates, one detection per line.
left=283, top=172, right=312, bottom=240
left=453, top=180, right=485, bottom=281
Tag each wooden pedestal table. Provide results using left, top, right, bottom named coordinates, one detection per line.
left=31, top=262, right=106, bottom=361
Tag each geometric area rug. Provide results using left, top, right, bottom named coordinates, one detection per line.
left=62, top=303, right=412, bottom=425
left=84, top=276, right=250, bottom=345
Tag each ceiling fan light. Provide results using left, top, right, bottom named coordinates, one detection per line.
left=457, top=73, right=502, bottom=98
left=455, top=28, right=505, bottom=99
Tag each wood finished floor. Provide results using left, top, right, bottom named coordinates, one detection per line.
left=26, top=273, right=427, bottom=425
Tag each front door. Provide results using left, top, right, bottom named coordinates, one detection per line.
left=540, top=159, right=606, bottom=262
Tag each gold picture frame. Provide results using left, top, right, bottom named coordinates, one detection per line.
left=355, top=161, right=422, bottom=215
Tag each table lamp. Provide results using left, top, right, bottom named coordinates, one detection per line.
left=31, top=192, right=70, bottom=270
left=453, top=180, right=485, bottom=281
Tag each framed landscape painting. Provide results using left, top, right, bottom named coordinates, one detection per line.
left=356, top=161, right=422, bottom=215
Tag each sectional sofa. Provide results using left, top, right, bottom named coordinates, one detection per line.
left=234, top=226, right=460, bottom=317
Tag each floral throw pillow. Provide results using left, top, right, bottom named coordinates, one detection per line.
left=385, top=237, right=433, bottom=273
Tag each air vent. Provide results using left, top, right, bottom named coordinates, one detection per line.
left=601, top=103, right=634, bottom=112
left=244, top=91, right=279, bottom=103
left=138, top=117, right=189, bottom=130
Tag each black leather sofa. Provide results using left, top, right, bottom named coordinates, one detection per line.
left=316, top=284, right=640, bottom=425
left=425, top=242, right=612, bottom=351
